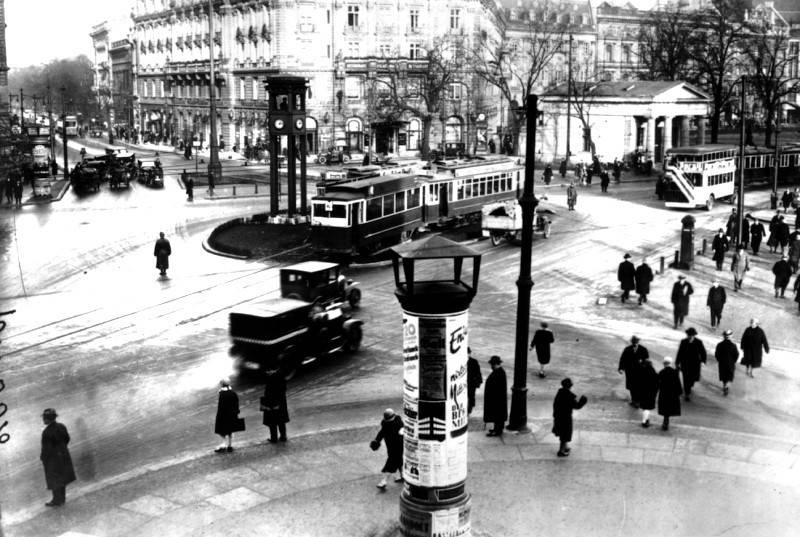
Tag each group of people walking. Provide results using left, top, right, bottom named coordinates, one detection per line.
left=1, top=172, right=25, bottom=207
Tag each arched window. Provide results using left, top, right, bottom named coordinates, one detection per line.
left=408, top=118, right=421, bottom=150
left=622, top=44, right=631, bottom=64
left=305, top=117, right=318, bottom=153
left=346, top=117, right=363, bottom=151
left=605, top=43, right=614, bottom=62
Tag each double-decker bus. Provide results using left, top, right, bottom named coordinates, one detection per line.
left=310, top=157, right=523, bottom=255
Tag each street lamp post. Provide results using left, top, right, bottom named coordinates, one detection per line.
left=507, top=95, right=540, bottom=432
left=736, top=76, right=746, bottom=246
left=207, top=0, right=221, bottom=193
left=60, top=87, right=69, bottom=181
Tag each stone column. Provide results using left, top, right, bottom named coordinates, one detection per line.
left=662, top=116, right=673, bottom=161
left=647, top=117, right=656, bottom=159
left=697, top=116, right=706, bottom=145
left=680, top=116, right=691, bottom=147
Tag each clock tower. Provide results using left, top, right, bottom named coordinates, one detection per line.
left=266, top=76, right=308, bottom=216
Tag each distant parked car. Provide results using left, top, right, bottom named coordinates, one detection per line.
left=317, top=145, right=352, bottom=165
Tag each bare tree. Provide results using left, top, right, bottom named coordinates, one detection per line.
left=637, top=5, right=696, bottom=82
left=743, top=26, right=800, bottom=146
left=689, top=0, right=749, bottom=142
left=469, top=3, right=566, bottom=154
left=374, top=38, right=466, bottom=159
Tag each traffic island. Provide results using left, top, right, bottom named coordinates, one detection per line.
left=207, top=213, right=311, bottom=258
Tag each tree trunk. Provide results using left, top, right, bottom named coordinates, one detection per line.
left=763, top=108, right=774, bottom=148
left=710, top=109, right=721, bottom=144
left=421, top=116, right=432, bottom=159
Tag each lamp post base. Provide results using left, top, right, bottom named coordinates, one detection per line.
left=506, top=386, right=530, bottom=433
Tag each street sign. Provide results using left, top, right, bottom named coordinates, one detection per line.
left=192, top=141, right=201, bottom=148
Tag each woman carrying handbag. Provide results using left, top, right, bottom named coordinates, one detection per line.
left=214, top=379, right=245, bottom=453
left=371, top=408, right=404, bottom=490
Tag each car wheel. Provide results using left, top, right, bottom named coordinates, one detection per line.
left=318, top=155, right=327, bottom=165
left=348, top=288, right=362, bottom=308
left=342, top=155, right=351, bottom=164
left=706, top=194, right=715, bottom=211
left=346, top=324, right=363, bottom=352
left=490, top=233, right=503, bottom=246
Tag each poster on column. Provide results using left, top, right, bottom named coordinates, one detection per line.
left=402, top=311, right=469, bottom=488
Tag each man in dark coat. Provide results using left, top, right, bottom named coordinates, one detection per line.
left=618, top=335, right=649, bottom=406
left=466, top=347, right=482, bottom=415
left=772, top=254, right=792, bottom=298
left=635, top=257, right=653, bottom=305
left=740, top=318, right=769, bottom=378
left=184, top=171, right=194, bottom=201
left=40, top=408, right=76, bottom=507
left=767, top=211, right=781, bottom=253
left=530, top=322, right=555, bottom=378
left=483, top=355, right=507, bottom=437
left=715, top=329, right=739, bottom=395
left=657, top=358, right=682, bottom=431
left=782, top=189, right=793, bottom=213
left=543, top=164, right=553, bottom=185
left=726, top=209, right=738, bottom=240
left=372, top=408, right=404, bottom=489
left=637, top=359, right=658, bottom=427
left=261, top=367, right=289, bottom=442
left=749, top=216, right=765, bottom=255
left=552, top=378, right=587, bottom=457
left=740, top=217, right=750, bottom=250
left=214, top=379, right=243, bottom=453
left=795, top=273, right=800, bottom=313
left=675, top=327, right=707, bottom=401
left=670, top=275, right=693, bottom=329
left=711, top=229, right=729, bottom=271
left=559, top=158, right=567, bottom=178
left=154, top=232, right=171, bottom=277
left=618, top=253, right=636, bottom=303
left=706, top=280, right=726, bottom=330
left=600, top=168, right=610, bottom=193
left=613, top=159, right=622, bottom=183
left=12, top=174, right=23, bottom=207
left=775, top=216, right=791, bottom=255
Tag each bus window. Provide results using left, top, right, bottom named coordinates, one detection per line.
left=687, top=173, right=702, bottom=187
left=367, top=197, right=382, bottom=220
left=395, top=191, right=406, bottom=212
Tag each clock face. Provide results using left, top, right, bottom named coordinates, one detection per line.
left=273, top=118, right=285, bottom=130
left=295, top=118, right=305, bottom=130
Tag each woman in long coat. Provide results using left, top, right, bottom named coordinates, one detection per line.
left=40, top=408, right=76, bottom=507
left=740, top=319, right=769, bottom=377
left=372, top=408, right=404, bottom=490
left=483, top=356, right=507, bottom=437
left=153, top=232, right=171, bottom=276
left=214, top=379, right=243, bottom=453
left=261, top=368, right=289, bottom=442
left=674, top=327, right=707, bottom=400
left=657, top=358, right=682, bottom=431
left=715, top=330, right=739, bottom=395
left=730, top=245, right=749, bottom=291
left=552, top=378, right=587, bottom=456
left=637, top=359, right=659, bottom=428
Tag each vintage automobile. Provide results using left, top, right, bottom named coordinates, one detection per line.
left=279, top=261, right=361, bottom=308
left=137, top=159, right=164, bottom=188
left=69, top=162, right=102, bottom=193
left=229, top=297, right=364, bottom=378
left=317, top=145, right=352, bottom=165
left=481, top=197, right=554, bottom=246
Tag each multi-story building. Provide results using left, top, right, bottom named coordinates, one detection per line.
left=90, top=22, right=113, bottom=130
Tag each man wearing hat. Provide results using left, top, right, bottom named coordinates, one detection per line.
left=466, top=347, right=483, bottom=415
left=40, top=408, right=76, bottom=507
left=635, top=257, right=654, bottom=305
left=715, top=329, right=739, bottom=395
left=740, top=318, right=769, bottom=378
left=657, top=358, right=682, bottom=431
left=618, top=336, right=649, bottom=407
left=772, top=254, right=792, bottom=298
left=617, top=253, right=636, bottom=304
left=483, top=356, right=507, bottom=437
left=749, top=215, right=765, bottom=256
left=551, top=378, right=587, bottom=457
left=730, top=243, right=749, bottom=292
left=670, top=274, right=694, bottom=329
left=675, top=327, right=707, bottom=401
left=706, top=279, right=727, bottom=330
left=711, top=229, right=729, bottom=271
left=530, top=322, right=555, bottom=378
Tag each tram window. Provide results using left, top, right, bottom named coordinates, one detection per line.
left=781, top=155, right=790, bottom=167
left=383, top=194, right=394, bottom=215
left=465, top=181, right=473, bottom=198
left=479, top=180, right=486, bottom=196
left=408, top=187, right=420, bottom=207
left=456, top=183, right=464, bottom=200
left=487, top=178, right=494, bottom=194
left=312, top=202, right=346, bottom=218
left=396, top=191, right=406, bottom=211
left=505, top=176, right=512, bottom=190
left=367, top=197, right=382, bottom=220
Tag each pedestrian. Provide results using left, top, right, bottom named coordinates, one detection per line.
left=706, top=279, right=726, bottom=330
left=767, top=211, right=781, bottom=253
left=3, top=175, right=12, bottom=204
left=530, top=322, right=554, bottom=378
left=370, top=408, right=404, bottom=490
left=488, top=138, right=496, bottom=154
left=635, top=257, right=653, bottom=305
left=675, top=327, right=707, bottom=401
left=749, top=216, right=765, bottom=256
left=637, top=358, right=658, bottom=428
left=154, top=232, right=172, bottom=277
left=775, top=216, right=791, bottom=255
left=184, top=143, right=192, bottom=160
left=730, top=244, right=749, bottom=291
left=13, top=175, right=23, bottom=207
left=483, top=355, right=507, bottom=437
left=656, top=357, right=682, bottom=431
left=788, top=231, right=800, bottom=273
left=782, top=189, right=793, bottom=213
left=543, top=164, right=553, bottom=185
left=559, top=158, right=567, bottom=179
left=214, top=378, right=244, bottom=453
left=618, top=335, right=649, bottom=407
left=467, top=347, right=482, bottom=415
left=772, top=254, right=792, bottom=298
left=566, top=181, right=577, bottom=211
left=40, top=408, right=76, bottom=507
left=613, top=158, right=622, bottom=183
left=184, top=171, right=194, bottom=201
left=794, top=273, right=800, bottom=313
left=770, top=189, right=779, bottom=210
left=618, top=253, right=636, bottom=303
left=740, top=318, right=769, bottom=378
left=711, top=229, right=729, bottom=271
left=552, top=378, right=587, bottom=457
left=670, top=274, right=693, bottom=329
left=600, top=167, right=610, bottom=193
left=725, top=209, right=737, bottom=240
left=261, top=367, right=289, bottom=442
left=715, top=329, right=739, bottom=395
left=740, top=216, right=750, bottom=250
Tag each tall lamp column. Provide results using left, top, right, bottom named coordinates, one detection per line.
left=60, top=87, right=69, bottom=181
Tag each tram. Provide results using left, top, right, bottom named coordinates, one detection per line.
left=663, top=143, right=800, bottom=210
left=310, top=157, right=523, bottom=255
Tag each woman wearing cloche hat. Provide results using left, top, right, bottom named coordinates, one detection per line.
left=714, top=329, right=739, bottom=396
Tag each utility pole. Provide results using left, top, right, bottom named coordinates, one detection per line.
left=18, top=89, right=23, bottom=128
left=507, top=95, right=540, bottom=432
left=47, top=85, right=55, bottom=162
left=207, top=0, right=221, bottom=194
left=773, top=118, right=780, bottom=195
left=565, top=34, right=573, bottom=165
left=737, top=77, right=745, bottom=246
left=60, top=87, right=69, bottom=181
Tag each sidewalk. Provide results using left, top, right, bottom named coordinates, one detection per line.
left=5, top=417, right=799, bottom=537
